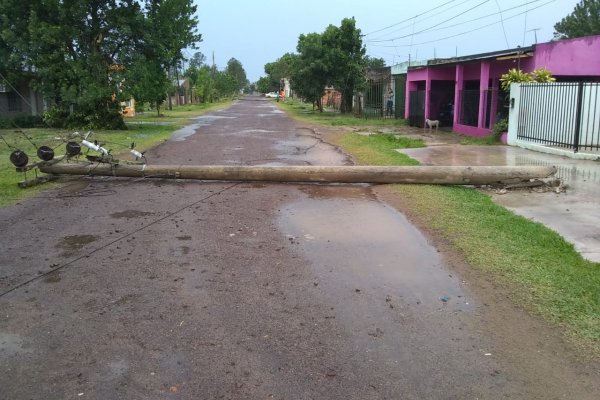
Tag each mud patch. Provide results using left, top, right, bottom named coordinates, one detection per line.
left=44, top=270, right=61, bottom=283
left=299, top=184, right=376, bottom=200
left=56, top=235, right=98, bottom=250
left=58, top=181, right=91, bottom=194
left=110, top=210, right=154, bottom=219
left=55, top=234, right=98, bottom=258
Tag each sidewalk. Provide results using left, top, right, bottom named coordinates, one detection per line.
left=396, top=140, right=600, bottom=263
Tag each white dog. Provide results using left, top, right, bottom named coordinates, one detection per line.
left=425, top=119, right=440, bottom=130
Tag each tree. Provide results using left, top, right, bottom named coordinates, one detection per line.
left=292, top=33, right=328, bottom=111
left=255, top=76, right=273, bottom=94
left=225, top=58, right=248, bottom=93
left=322, top=18, right=366, bottom=114
left=126, top=54, right=171, bottom=116
left=0, top=0, right=201, bottom=128
left=265, top=53, right=296, bottom=84
left=26, top=0, right=147, bottom=129
left=143, top=0, right=201, bottom=111
left=554, top=0, right=600, bottom=39
left=0, top=1, right=38, bottom=85
left=214, top=70, right=237, bottom=97
left=365, top=56, right=386, bottom=69
left=189, top=51, right=207, bottom=69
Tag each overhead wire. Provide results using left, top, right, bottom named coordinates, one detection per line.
left=397, top=0, right=546, bottom=39
left=368, top=0, right=491, bottom=43
left=367, top=0, right=554, bottom=49
left=364, top=0, right=462, bottom=37
left=494, top=0, right=510, bottom=48
left=368, top=0, right=476, bottom=41
left=0, top=182, right=242, bottom=299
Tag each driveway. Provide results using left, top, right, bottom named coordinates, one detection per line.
left=398, top=141, right=600, bottom=263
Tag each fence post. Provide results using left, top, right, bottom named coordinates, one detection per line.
left=573, top=81, right=584, bottom=153
left=507, top=83, right=520, bottom=146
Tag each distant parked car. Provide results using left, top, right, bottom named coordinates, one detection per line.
left=264, top=92, right=278, bottom=98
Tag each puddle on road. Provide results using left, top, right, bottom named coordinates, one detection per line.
left=399, top=145, right=600, bottom=196
left=273, top=128, right=349, bottom=166
left=279, top=187, right=472, bottom=313
left=170, top=115, right=237, bottom=142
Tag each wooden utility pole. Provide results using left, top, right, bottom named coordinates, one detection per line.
left=39, top=164, right=557, bottom=186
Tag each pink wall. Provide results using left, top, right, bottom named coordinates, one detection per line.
left=428, top=67, right=455, bottom=80
left=408, top=67, right=428, bottom=81
left=404, top=35, right=600, bottom=135
left=533, top=35, right=600, bottom=76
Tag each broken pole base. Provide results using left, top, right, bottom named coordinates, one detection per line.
left=18, top=174, right=59, bottom=188
left=39, top=163, right=558, bottom=186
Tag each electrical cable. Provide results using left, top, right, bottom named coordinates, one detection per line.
left=368, top=0, right=546, bottom=43
left=0, top=182, right=241, bottom=299
left=368, top=0, right=475, bottom=41
left=368, top=0, right=491, bottom=43
left=494, top=0, right=510, bottom=48
left=364, top=0, right=461, bottom=36
left=367, top=0, right=554, bottom=48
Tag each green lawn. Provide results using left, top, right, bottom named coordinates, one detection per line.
left=284, top=102, right=600, bottom=355
left=0, top=100, right=232, bottom=206
left=279, top=98, right=410, bottom=127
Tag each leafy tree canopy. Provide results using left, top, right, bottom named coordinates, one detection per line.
left=225, top=57, right=248, bottom=92
left=292, top=32, right=330, bottom=111
left=0, top=0, right=201, bottom=129
left=264, top=17, right=366, bottom=113
left=188, top=51, right=207, bottom=69
left=554, top=0, right=600, bottom=39
left=365, top=56, right=386, bottom=69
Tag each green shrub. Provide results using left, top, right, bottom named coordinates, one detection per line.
left=0, top=115, right=44, bottom=129
left=492, top=118, right=508, bottom=141
left=42, top=105, right=70, bottom=128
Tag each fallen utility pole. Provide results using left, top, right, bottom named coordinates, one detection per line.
left=39, top=163, right=557, bottom=186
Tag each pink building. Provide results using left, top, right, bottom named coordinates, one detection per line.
left=405, top=35, right=600, bottom=136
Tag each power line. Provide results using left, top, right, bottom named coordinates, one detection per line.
left=494, top=0, right=510, bottom=48
left=367, top=0, right=553, bottom=47
left=367, top=0, right=547, bottom=43
left=368, top=0, right=475, bottom=41
left=368, top=0, right=491, bottom=43
left=367, top=0, right=554, bottom=49
left=364, top=0, right=461, bottom=36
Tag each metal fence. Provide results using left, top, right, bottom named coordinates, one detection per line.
left=517, top=82, right=600, bottom=153
left=458, top=89, right=480, bottom=127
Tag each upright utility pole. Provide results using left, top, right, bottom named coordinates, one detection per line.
left=528, top=28, right=540, bottom=44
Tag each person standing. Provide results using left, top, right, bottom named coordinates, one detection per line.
left=386, top=88, right=394, bottom=117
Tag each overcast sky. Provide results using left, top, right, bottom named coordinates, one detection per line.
left=193, top=0, right=582, bottom=82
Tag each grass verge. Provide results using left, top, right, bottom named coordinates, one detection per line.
left=0, top=100, right=231, bottom=207
left=279, top=98, right=410, bottom=127
left=281, top=101, right=600, bottom=354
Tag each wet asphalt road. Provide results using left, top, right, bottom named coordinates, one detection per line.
left=1, top=96, right=599, bottom=399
